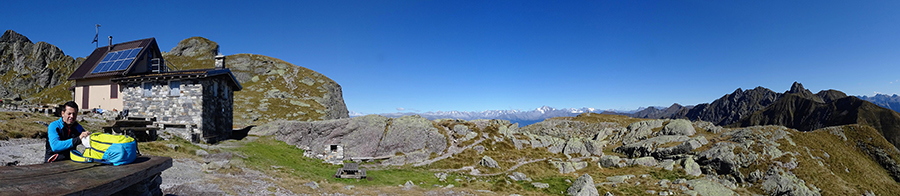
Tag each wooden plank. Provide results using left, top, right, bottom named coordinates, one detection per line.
left=0, top=156, right=172, bottom=196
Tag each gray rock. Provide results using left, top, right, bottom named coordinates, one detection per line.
left=567, top=174, right=599, bottom=196
left=340, top=115, right=390, bottom=158
left=403, top=180, right=417, bottom=190
left=614, top=135, right=691, bottom=158
left=474, top=145, right=485, bottom=154
left=508, top=172, right=531, bottom=182
left=453, top=124, right=470, bottom=136
left=480, top=156, right=500, bottom=168
left=304, top=181, right=319, bottom=189
left=532, top=182, right=550, bottom=189
left=659, top=119, right=695, bottom=136
left=564, top=137, right=591, bottom=157
left=630, top=157, right=658, bottom=167
left=683, top=156, right=701, bottom=177
left=600, top=155, right=623, bottom=168
left=604, top=192, right=614, bottom=196
left=195, top=149, right=209, bottom=157
left=606, top=175, right=635, bottom=183
left=166, top=144, right=180, bottom=151
left=762, top=167, right=820, bottom=196
left=622, top=120, right=666, bottom=144
left=686, top=179, right=735, bottom=196
left=584, top=138, right=607, bottom=156
left=658, top=159, right=676, bottom=171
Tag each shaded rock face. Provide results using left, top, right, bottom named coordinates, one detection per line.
left=678, top=86, right=782, bottom=126
left=0, top=30, right=80, bottom=102
left=164, top=37, right=349, bottom=125
left=567, top=174, right=598, bottom=196
left=250, top=115, right=445, bottom=162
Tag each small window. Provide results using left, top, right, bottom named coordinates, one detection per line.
left=110, top=83, right=118, bottom=99
left=212, top=82, right=218, bottom=97
left=142, top=82, right=152, bottom=97
left=169, top=81, right=181, bottom=96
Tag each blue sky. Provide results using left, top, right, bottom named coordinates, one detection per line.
left=4, top=1, right=900, bottom=114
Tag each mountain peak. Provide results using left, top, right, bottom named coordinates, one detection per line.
left=789, top=81, right=805, bottom=94
left=0, top=30, right=31, bottom=44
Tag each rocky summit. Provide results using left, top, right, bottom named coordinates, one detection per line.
left=163, top=37, right=349, bottom=125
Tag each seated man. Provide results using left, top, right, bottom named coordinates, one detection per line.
left=45, top=101, right=90, bottom=163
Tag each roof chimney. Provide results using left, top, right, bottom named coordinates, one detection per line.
left=215, top=53, right=226, bottom=69
left=108, top=36, right=112, bottom=51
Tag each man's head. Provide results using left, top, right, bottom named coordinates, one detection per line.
left=62, top=101, right=78, bottom=125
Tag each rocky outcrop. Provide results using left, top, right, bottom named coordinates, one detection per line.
left=658, top=119, right=695, bottom=136
left=0, top=30, right=81, bottom=103
left=567, top=174, right=598, bottom=196
left=249, top=115, right=446, bottom=164
left=164, top=37, right=349, bottom=125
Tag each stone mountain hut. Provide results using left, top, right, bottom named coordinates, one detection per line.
left=68, top=37, right=242, bottom=143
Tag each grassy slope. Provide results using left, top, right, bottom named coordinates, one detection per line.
left=785, top=125, right=900, bottom=195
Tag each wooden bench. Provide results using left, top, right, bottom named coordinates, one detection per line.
left=0, top=156, right=172, bottom=196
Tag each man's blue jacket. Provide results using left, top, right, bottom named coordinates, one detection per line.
left=44, top=118, right=85, bottom=163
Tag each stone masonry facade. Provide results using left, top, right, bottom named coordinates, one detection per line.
left=121, top=76, right=234, bottom=143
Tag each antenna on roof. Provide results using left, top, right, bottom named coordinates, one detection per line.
left=92, top=24, right=100, bottom=48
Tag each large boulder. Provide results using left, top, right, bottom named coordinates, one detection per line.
left=376, top=115, right=447, bottom=157
left=658, top=119, right=695, bottom=136
left=683, top=156, right=702, bottom=177
left=567, top=174, right=599, bottom=196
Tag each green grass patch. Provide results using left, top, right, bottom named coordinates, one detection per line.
left=0, top=112, right=61, bottom=139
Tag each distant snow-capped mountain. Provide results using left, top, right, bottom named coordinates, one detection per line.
left=363, top=106, right=603, bottom=126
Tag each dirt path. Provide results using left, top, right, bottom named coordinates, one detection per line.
left=413, top=137, right=486, bottom=167
left=439, top=158, right=547, bottom=176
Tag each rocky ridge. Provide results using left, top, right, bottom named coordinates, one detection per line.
left=0, top=30, right=83, bottom=104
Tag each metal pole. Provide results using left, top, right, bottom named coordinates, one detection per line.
left=95, top=24, right=101, bottom=48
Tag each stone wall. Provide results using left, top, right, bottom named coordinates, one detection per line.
left=121, top=76, right=234, bottom=143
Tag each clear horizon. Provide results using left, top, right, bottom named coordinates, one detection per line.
left=4, top=1, right=900, bottom=114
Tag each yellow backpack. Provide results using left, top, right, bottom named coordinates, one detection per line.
left=70, top=133, right=139, bottom=166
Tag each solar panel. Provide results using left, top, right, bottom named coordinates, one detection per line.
left=91, top=47, right=143, bottom=74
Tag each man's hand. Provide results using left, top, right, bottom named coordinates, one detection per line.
left=79, top=131, right=91, bottom=139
